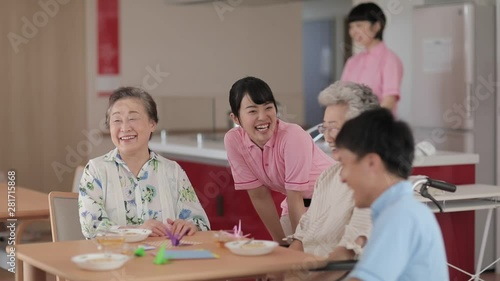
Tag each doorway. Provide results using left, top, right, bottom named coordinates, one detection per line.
left=303, top=20, right=335, bottom=128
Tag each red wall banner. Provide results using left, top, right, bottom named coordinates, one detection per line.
left=97, top=0, right=119, bottom=97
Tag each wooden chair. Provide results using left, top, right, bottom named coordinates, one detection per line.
left=305, top=123, right=324, bottom=142
left=48, top=191, right=85, bottom=242
left=72, top=165, right=85, bottom=193
left=48, top=191, right=85, bottom=281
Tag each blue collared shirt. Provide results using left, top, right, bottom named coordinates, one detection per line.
left=348, top=180, right=449, bottom=281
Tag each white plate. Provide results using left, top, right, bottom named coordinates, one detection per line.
left=115, top=229, right=152, bottom=242
left=225, top=240, right=279, bottom=256
left=72, top=253, right=129, bottom=271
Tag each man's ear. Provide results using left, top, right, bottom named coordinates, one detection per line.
left=230, top=112, right=240, bottom=126
left=365, top=153, right=383, bottom=171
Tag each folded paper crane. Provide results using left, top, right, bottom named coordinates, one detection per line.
left=226, top=219, right=251, bottom=239
left=153, top=243, right=170, bottom=265
left=165, top=227, right=187, bottom=247
left=213, top=219, right=251, bottom=248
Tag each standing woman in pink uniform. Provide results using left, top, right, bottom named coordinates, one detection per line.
left=224, top=76, right=334, bottom=243
left=341, top=2, right=403, bottom=112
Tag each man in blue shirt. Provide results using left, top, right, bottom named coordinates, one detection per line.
left=335, top=108, right=448, bottom=281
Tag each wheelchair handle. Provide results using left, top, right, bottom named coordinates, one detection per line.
left=426, top=178, right=457, bottom=193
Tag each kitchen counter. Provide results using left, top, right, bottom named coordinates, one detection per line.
left=148, top=135, right=479, bottom=167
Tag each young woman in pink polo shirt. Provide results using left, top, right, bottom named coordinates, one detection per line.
left=224, top=76, right=334, bottom=243
left=341, top=2, right=403, bottom=112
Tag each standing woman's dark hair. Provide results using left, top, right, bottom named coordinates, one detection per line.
left=229, top=76, right=278, bottom=119
left=347, top=2, right=386, bottom=40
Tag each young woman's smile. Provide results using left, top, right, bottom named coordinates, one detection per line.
left=234, top=94, right=277, bottom=148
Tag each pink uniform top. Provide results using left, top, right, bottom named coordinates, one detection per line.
left=224, top=120, right=334, bottom=216
left=341, top=42, right=403, bottom=106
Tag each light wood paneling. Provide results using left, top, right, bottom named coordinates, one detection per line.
left=0, top=0, right=86, bottom=193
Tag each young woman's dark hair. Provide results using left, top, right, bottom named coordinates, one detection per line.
left=347, top=2, right=386, bottom=40
left=229, top=76, right=278, bottom=119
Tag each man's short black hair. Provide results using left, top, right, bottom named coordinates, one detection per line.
left=335, top=108, right=415, bottom=178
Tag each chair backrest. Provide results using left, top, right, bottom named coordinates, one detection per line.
left=48, top=191, right=85, bottom=242
left=305, top=124, right=324, bottom=143
left=72, top=165, right=85, bottom=193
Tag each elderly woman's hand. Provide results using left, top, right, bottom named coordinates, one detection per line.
left=167, top=218, right=197, bottom=236
left=140, top=219, right=169, bottom=237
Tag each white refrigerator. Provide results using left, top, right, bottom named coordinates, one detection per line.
left=410, top=2, right=496, bottom=269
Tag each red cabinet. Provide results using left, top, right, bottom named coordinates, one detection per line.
left=414, top=164, right=476, bottom=281
left=177, top=160, right=285, bottom=240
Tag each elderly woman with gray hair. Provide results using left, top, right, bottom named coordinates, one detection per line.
left=284, top=81, right=379, bottom=281
left=78, top=87, right=210, bottom=239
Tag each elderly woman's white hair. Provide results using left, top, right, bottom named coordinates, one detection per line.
left=318, top=81, right=379, bottom=120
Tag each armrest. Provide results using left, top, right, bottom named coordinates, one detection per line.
left=309, top=259, right=358, bottom=271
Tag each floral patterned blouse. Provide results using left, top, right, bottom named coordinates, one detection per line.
left=78, top=148, right=210, bottom=238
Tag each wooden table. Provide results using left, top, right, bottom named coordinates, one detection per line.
left=0, top=183, right=50, bottom=243
left=16, top=231, right=327, bottom=281
left=0, top=183, right=50, bottom=281
left=0, top=183, right=49, bottom=220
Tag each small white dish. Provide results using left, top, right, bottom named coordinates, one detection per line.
left=72, top=253, right=129, bottom=271
left=225, top=240, right=279, bottom=256
left=115, top=228, right=152, bottom=242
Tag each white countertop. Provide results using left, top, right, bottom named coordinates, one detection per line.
left=148, top=134, right=479, bottom=167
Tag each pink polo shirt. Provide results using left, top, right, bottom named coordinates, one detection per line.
left=224, top=120, right=334, bottom=216
left=341, top=42, right=403, bottom=106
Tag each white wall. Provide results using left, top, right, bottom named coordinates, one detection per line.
left=86, top=0, right=305, bottom=158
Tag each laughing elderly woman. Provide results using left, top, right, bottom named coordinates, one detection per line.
left=283, top=81, right=379, bottom=281
left=78, top=87, right=210, bottom=239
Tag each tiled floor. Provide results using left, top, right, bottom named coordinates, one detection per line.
left=483, top=272, right=500, bottom=281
